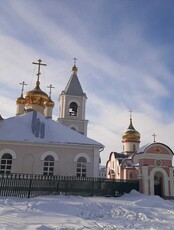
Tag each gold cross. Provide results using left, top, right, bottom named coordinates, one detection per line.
left=32, top=59, right=47, bottom=82
left=19, top=81, right=27, bottom=97
left=154, top=146, right=161, bottom=153
left=47, top=84, right=55, bottom=98
left=152, top=133, right=157, bottom=142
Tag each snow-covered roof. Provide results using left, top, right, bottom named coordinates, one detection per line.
left=0, top=111, right=103, bottom=148
left=137, top=143, right=151, bottom=153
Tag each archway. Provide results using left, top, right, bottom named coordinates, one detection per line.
left=154, top=171, right=163, bottom=197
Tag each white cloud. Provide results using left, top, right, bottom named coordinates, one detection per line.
left=0, top=1, right=174, bottom=165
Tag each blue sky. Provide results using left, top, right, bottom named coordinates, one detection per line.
left=1, top=0, right=174, bottom=165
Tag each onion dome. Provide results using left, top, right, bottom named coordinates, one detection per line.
left=122, top=118, right=140, bottom=142
left=16, top=81, right=27, bottom=105
left=72, top=64, right=78, bottom=74
left=25, top=81, right=49, bottom=107
left=44, top=97, right=55, bottom=108
left=16, top=95, right=26, bottom=105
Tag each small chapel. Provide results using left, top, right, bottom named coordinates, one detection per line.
left=0, top=59, right=104, bottom=177
left=106, top=112, right=174, bottom=197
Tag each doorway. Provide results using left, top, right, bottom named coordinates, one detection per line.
left=154, top=172, right=163, bottom=197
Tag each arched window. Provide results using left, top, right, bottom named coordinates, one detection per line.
left=76, top=157, right=87, bottom=177
left=43, top=155, right=54, bottom=176
left=69, top=102, right=78, bottom=116
left=0, top=153, right=12, bottom=175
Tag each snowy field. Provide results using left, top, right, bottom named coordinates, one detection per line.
left=0, top=190, right=173, bottom=230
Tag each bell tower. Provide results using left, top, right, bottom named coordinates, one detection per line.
left=58, top=60, right=88, bottom=136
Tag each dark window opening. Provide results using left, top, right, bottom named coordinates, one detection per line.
left=69, top=102, right=78, bottom=116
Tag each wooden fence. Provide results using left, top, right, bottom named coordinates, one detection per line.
left=0, top=174, right=139, bottom=198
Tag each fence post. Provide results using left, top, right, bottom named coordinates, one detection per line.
left=27, top=179, right=32, bottom=198
left=56, top=180, right=59, bottom=194
left=91, top=179, right=94, bottom=196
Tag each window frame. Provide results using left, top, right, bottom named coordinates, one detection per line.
left=0, top=153, right=13, bottom=175
left=76, top=157, right=87, bottom=177
left=43, top=155, right=55, bottom=176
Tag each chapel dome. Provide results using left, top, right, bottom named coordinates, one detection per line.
left=16, top=96, right=26, bottom=105
left=44, top=97, right=55, bottom=108
left=25, top=81, right=49, bottom=107
left=122, top=118, right=140, bottom=142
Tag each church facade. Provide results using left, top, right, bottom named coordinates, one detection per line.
left=0, top=59, right=104, bottom=177
left=106, top=115, right=174, bottom=198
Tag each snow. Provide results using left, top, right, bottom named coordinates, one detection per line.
left=0, top=190, right=173, bottom=229
left=0, top=111, right=103, bottom=148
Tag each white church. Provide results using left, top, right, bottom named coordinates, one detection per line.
left=0, top=59, right=104, bottom=178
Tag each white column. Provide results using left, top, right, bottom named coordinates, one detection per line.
left=93, top=148, right=100, bottom=177
left=142, top=166, right=149, bottom=195
left=169, top=168, right=174, bottom=196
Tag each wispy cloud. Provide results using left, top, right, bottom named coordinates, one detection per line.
left=0, top=1, right=174, bottom=164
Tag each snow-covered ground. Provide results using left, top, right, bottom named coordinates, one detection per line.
left=0, top=190, right=173, bottom=230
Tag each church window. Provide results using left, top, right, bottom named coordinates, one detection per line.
left=43, top=155, right=54, bottom=176
left=76, top=157, right=87, bottom=177
left=0, top=153, right=12, bottom=175
left=69, top=102, right=78, bottom=116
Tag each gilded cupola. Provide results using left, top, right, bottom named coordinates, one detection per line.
left=122, top=111, right=141, bottom=154
left=16, top=81, right=27, bottom=105
left=122, top=117, right=140, bottom=143
left=16, top=59, right=54, bottom=117
left=16, top=81, right=27, bottom=115
left=25, top=59, right=49, bottom=108
left=25, top=81, right=49, bottom=108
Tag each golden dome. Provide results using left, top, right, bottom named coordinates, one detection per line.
left=44, top=97, right=55, bottom=108
left=16, top=96, right=26, bottom=104
left=72, top=65, right=78, bottom=74
left=25, top=82, right=49, bottom=107
left=122, top=118, right=140, bottom=142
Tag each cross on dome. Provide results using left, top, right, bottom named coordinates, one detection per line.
left=32, top=59, right=47, bottom=85
left=129, top=109, right=133, bottom=119
left=47, top=84, right=55, bottom=98
left=73, top=57, right=77, bottom=66
left=152, top=133, right=157, bottom=142
left=19, top=81, right=27, bottom=97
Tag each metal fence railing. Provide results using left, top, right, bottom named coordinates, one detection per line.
left=0, top=174, right=139, bottom=198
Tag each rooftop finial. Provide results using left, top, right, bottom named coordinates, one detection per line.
left=47, top=84, right=55, bottom=98
left=129, top=109, right=133, bottom=120
left=152, top=133, right=157, bottom=142
left=19, top=81, right=27, bottom=97
left=32, top=59, right=47, bottom=86
left=73, top=57, right=77, bottom=66
left=72, top=57, right=78, bottom=73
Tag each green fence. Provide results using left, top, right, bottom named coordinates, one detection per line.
left=0, top=174, right=139, bottom=198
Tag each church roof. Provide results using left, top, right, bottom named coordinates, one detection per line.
left=61, top=65, right=86, bottom=97
left=113, top=152, right=128, bottom=164
left=138, top=142, right=174, bottom=155
left=0, top=111, right=103, bottom=148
